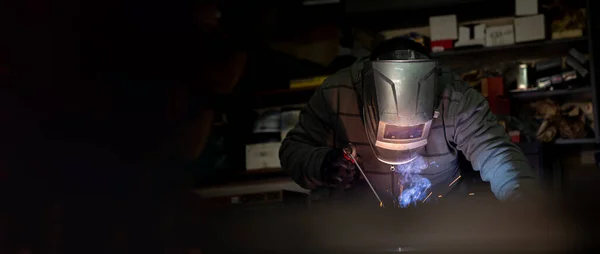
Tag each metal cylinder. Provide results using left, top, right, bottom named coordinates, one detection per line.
left=517, top=64, right=528, bottom=90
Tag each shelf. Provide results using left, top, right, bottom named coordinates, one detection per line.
left=194, top=177, right=309, bottom=199
left=432, top=37, right=589, bottom=69
left=432, top=37, right=588, bottom=58
left=554, top=138, right=597, bottom=145
left=510, top=86, right=592, bottom=100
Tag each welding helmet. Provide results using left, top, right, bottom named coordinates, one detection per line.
left=361, top=39, right=439, bottom=165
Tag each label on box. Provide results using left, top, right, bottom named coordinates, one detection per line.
left=485, top=25, right=515, bottom=47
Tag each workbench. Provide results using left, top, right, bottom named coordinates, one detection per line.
left=194, top=177, right=310, bottom=208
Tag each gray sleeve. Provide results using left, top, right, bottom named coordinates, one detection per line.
left=279, top=85, right=335, bottom=189
left=452, top=88, right=538, bottom=200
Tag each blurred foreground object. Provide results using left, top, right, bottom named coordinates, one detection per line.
left=200, top=196, right=587, bottom=253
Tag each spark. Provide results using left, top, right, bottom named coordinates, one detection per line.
left=399, top=184, right=404, bottom=197
left=448, top=175, right=462, bottom=187
left=422, top=192, right=433, bottom=203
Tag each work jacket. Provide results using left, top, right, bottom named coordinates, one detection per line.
left=279, top=59, right=538, bottom=207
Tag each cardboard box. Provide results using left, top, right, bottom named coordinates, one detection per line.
left=514, top=15, right=545, bottom=43
left=455, top=24, right=486, bottom=47
left=429, top=15, right=458, bottom=41
left=246, top=142, right=281, bottom=170
left=485, top=25, right=515, bottom=47
left=516, top=0, right=538, bottom=16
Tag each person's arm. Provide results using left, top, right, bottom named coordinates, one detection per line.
left=452, top=87, right=538, bottom=200
left=279, top=84, right=336, bottom=189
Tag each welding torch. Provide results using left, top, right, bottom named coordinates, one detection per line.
left=343, top=143, right=385, bottom=208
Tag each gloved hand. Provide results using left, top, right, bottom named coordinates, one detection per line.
left=321, top=148, right=357, bottom=189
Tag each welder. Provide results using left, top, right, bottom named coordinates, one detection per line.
left=279, top=37, right=540, bottom=208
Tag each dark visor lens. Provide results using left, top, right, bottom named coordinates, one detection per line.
left=383, top=124, right=424, bottom=139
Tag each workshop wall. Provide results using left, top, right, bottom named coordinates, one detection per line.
left=269, top=24, right=340, bottom=67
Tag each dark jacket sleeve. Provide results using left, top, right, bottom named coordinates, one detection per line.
left=452, top=87, right=538, bottom=200
left=279, top=83, right=336, bottom=190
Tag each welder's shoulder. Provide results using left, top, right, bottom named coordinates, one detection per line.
left=311, top=67, right=358, bottom=113
left=319, top=67, right=355, bottom=91
left=440, top=68, right=474, bottom=99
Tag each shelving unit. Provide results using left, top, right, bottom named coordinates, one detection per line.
left=586, top=0, right=600, bottom=143
left=510, top=86, right=592, bottom=100
left=555, top=138, right=597, bottom=145
left=250, top=35, right=591, bottom=105
left=432, top=37, right=588, bottom=58
left=434, top=37, right=589, bottom=69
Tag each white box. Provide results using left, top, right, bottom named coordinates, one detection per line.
left=485, top=25, right=515, bottom=47
left=246, top=142, right=281, bottom=170
left=516, top=0, right=538, bottom=16
left=455, top=24, right=486, bottom=47
left=514, top=15, right=545, bottom=43
left=429, top=15, right=458, bottom=41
